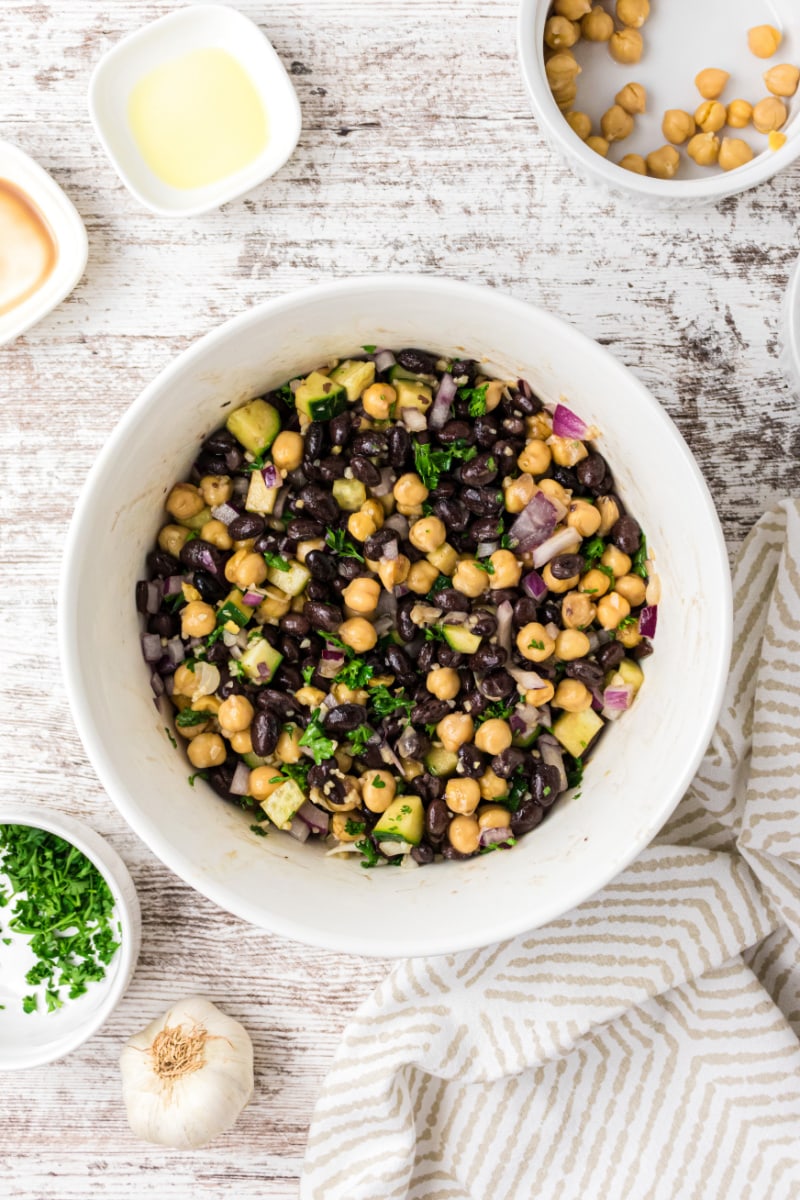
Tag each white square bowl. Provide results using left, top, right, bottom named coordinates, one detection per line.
left=88, top=4, right=302, bottom=217
left=0, top=142, right=87, bottom=347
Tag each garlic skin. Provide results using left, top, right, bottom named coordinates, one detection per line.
left=120, top=996, right=254, bottom=1149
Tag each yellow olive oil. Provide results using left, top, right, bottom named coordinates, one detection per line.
left=0, top=180, right=57, bottom=316
left=128, top=48, right=268, bottom=191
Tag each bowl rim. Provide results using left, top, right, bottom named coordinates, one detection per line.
left=59, top=274, right=733, bottom=957
left=0, top=804, right=141, bottom=1069
left=516, top=0, right=800, bottom=202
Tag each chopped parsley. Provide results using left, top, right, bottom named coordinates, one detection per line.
left=369, top=685, right=413, bottom=720
left=424, top=625, right=447, bottom=642
left=631, top=534, right=648, bottom=579
left=345, top=818, right=366, bottom=837
left=617, top=615, right=638, bottom=630
left=164, top=591, right=187, bottom=613
left=567, top=757, right=584, bottom=790
left=272, top=382, right=295, bottom=407
left=476, top=698, right=516, bottom=724
left=347, top=724, right=375, bottom=755
left=175, top=708, right=208, bottom=728
left=164, top=727, right=178, bottom=749
left=355, top=837, right=380, bottom=869
left=229, top=659, right=246, bottom=680
left=298, top=708, right=336, bottom=764
left=426, top=573, right=451, bottom=602
left=583, top=536, right=605, bottom=567
left=413, top=439, right=478, bottom=490
left=528, top=638, right=545, bottom=650
left=325, top=529, right=365, bottom=562
left=480, top=835, right=517, bottom=855
left=264, top=552, right=290, bottom=571
left=280, top=760, right=312, bottom=790
left=457, top=382, right=489, bottom=417
left=188, top=771, right=208, bottom=788
left=362, top=344, right=377, bottom=354
left=245, top=450, right=270, bottom=474
left=500, top=533, right=515, bottom=550
left=302, top=663, right=316, bottom=685
left=320, top=631, right=355, bottom=659
left=336, top=656, right=375, bottom=689
left=249, top=823, right=269, bottom=837
left=371, top=776, right=386, bottom=788
left=502, top=768, right=530, bottom=814
left=475, top=559, right=495, bottom=575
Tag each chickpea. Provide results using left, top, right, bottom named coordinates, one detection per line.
left=753, top=96, right=787, bottom=133
left=525, top=681, right=555, bottom=707
left=175, top=713, right=209, bottom=740
left=489, top=549, right=522, bottom=590
left=478, top=805, right=512, bottom=831
left=609, top=28, right=643, bottom=65
left=504, top=473, right=537, bottom=514
left=452, top=559, right=489, bottom=599
left=662, top=109, right=696, bottom=146
left=445, top=777, right=481, bottom=816
left=407, top=559, right=440, bottom=594
left=479, top=770, right=509, bottom=801
left=257, top=587, right=291, bottom=622
left=616, top=622, right=642, bottom=649
left=526, top=410, right=553, bottom=440
left=187, top=732, right=227, bottom=769
left=597, top=590, right=631, bottom=630
left=332, top=682, right=368, bottom=706
left=542, top=562, right=579, bottom=594
left=550, top=435, right=589, bottom=468
left=348, top=511, right=377, bottom=542
left=426, top=666, right=460, bottom=701
left=166, top=482, right=204, bottom=522
left=727, top=99, right=753, bottom=129
left=578, top=568, right=609, bottom=598
left=338, top=617, right=377, bottom=653
left=271, top=431, right=304, bottom=472
left=172, top=665, right=198, bottom=697
left=545, top=15, right=580, bottom=50
left=233, top=537, right=256, bottom=553
left=616, top=0, right=649, bottom=28
left=646, top=145, right=679, bottom=178
left=553, top=679, right=592, bottom=713
left=200, top=518, right=233, bottom=550
left=331, top=812, right=364, bottom=842
left=228, top=550, right=268, bottom=589
left=376, top=554, right=411, bottom=591
left=218, top=694, right=254, bottom=734
left=562, top=589, right=597, bottom=629
left=586, top=136, right=610, bottom=158
left=591, top=495, right=616, bottom=536
left=769, top=131, right=788, bottom=152
left=199, top=475, right=232, bottom=507
left=538, top=477, right=571, bottom=507
left=480, top=380, right=507, bottom=413
left=402, top=758, right=424, bottom=782
left=748, top=25, right=782, bottom=60
left=181, top=600, right=216, bottom=638
left=567, top=499, right=602, bottom=538
left=517, top=439, right=552, bottom=476
left=437, top=712, right=474, bottom=752
left=694, top=68, right=729, bottom=101
left=361, top=383, right=397, bottom=420
left=448, top=814, right=481, bottom=855
left=582, top=7, right=614, bottom=42
left=362, top=769, right=396, bottom=813
left=554, top=629, right=591, bottom=661
left=687, top=132, right=720, bottom=167
left=360, top=499, right=384, bottom=529
left=393, top=473, right=428, bottom=507
left=275, top=725, right=303, bottom=764
left=765, top=64, right=800, bottom=98
left=553, top=83, right=579, bottom=112
left=409, top=516, right=446, bottom=553
left=230, top=728, right=253, bottom=755
left=474, top=719, right=512, bottom=755
left=615, top=81, right=646, bottom=115
left=602, top=105, right=634, bottom=143
left=158, top=523, right=190, bottom=557
left=545, top=52, right=581, bottom=87
left=249, top=766, right=286, bottom=801
left=517, top=622, right=555, bottom=663
left=614, top=572, right=646, bottom=606
left=601, top=545, right=631, bottom=577
left=718, top=137, right=754, bottom=171
left=293, top=539, right=321, bottom=565
left=342, top=577, right=381, bottom=614
left=619, top=154, right=648, bottom=176
left=694, top=101, right=726, bottom=134
left=565, top=111, right=592, bottom=141
left=554, top=0, right=590, bottom=19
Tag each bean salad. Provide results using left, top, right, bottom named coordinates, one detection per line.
left=137, top=348, right=658, bottom=867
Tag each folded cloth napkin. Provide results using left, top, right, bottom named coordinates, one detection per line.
left=302, top=501, right=800, bottom=1200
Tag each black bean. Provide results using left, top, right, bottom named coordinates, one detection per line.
left=433, top=497, right=470, bottom=531
left=457, top=743, right=486, bottom=779
left=304, top=422, right=326, bottom=462
left=460, top=452, right=499, bottom=486
left=450, top=358, right=477, bottom=386
left=435, top=588, right=469, bottom=613
left=430, top=479, right=456, bottom=501
left=323, top=703, right=368, bottom=733
left=351, top=431, right=388, bottom=459
left=385, top=645, right=416, bottom=685
left=147, top=550, right=181, bottom=579
left=463, top=688, right=489, bottom=717
left=280, top=612, right=311, bottom=638
left=253, top=532, right=280, bottom=556
left=317, top=772, right=349, bottom=805
left=438, top=419, right=473, bottom=445
left=470, top=515, right=503, bottom=543
left=437, top=646, right=464, bottom=668
left=417, top=642, right=436, bottom=672
left=346, top=455, right=379, bottom=487
left=512, top=596, right=539, bottom=628
left=514, top=382, right=543, bottom=415
left=596, top=641, right=625, bottom=671
left=493, top=440, right=520, bottom=467
left=387, top=425, right=410, bottom=467
left=321, top=456, right=349, bottom=482
left=565, top=658, right=605, bottom=689
left=206, top=762, right=237, bottom=799
left=552, top=466, right=579, bottom=492
left=147, top=612, right=178, bottom=637
left=487, top=588, right=517, bottom=608
left=576, top=454, right=608, bottom=490
left=206, top=640, right=230, bottom=666
left=425, top=797, right=450, bottom=841
left=442, top=844, right=472, bottom=860
left=474, top=415, right=500, bottom=447
left=469, top=611, right=497, bottom=638
left=411, top=698, right=451, bottom=725
left=492, top=747, right=527, bottom=779
left=202, top=428, right=238, bottom=454
left=469, top=643, right=507, bottom=671
left=329, top=411, right=356, bottom=446
left=255, top=688, right=297, bottom=717
left=279, top=635, right=300, bottom=662
left=227, top=513, right=265, bottom=540
left=251, top=709, right=280, bottom=757
left=306, top=550, right=337, bottom=581
left=193, top=570, right=227, bottom=604
left=531, top=763, right=562, bottom=807
left=501, top=416, right=525, bottom=438
left=631, top=639, right=654, bottom=661
left=396, top=596, right=418, bottom=642
left=481, top=670, right=516, bottom=700
left=304, top=601, right=342, bottom=631
left=363, top=527, right=400, bottom=561
left=298, top=485, right=338, bottom=525
left=510, top=801, right=544, bottom=837
left=275, top=663, right=302, bottom=691
left=396, top=347, right=438, bottom=374
left=610, top=515, right=641, bottom=555
left=550, top=554, right=585, bottom=581
left=411, top=844, right=435, bottom=865
left=540, top=598, right=563, bottom=628
left=462, top=486, right=503, bottom=516
left=179, top=539, right=225, bottom=577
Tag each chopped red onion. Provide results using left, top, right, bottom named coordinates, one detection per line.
left=287, top=816, right=311, bottom=843
left=370, top=467, right=396, bottom=498
left=521, top=570, right=547, bottom=601
left=397, top=725, right=422, bottom=759
left=509, top=703, right=540, bottom=740
left=552, top=403, right=590, bottom=440
left=166, top=637, right=185, bottom=666
left=510, top=492, right=559, bottom=552
left=261, top=463, right=281, bottom=489
left=639, top=605, right=658, bottom=638
left=272, top=485, right=289, bottom=520
left=242, top=590, right=263, bottom=607
left=321, top=692, right=338, bottom=710
left=373, top=615, right=394, bottom=638
left=537, top=703, right=551, bottom=728
left=150, top=671, right=165, bottom=697
left=476, top=540, right=499, bottom=558
left=382, top=513, right=409, bottom=539
left=141, top=632, right=163, bottom=663
left=496, top=600, right=513, bottom=656
left=297, top=800, right=330, bottom=836
left=374, top=348, right=396, bottom=373
left=428, top=372, right=457, bottom=430
left=394, top=583, right=410, bottom=598
left=319, top=648, right=345, bottom=679
left=532, top=527, right=581, bottom=569
left=480, top=826, right=513, bottom=848
left=194, top=543, right=224, bottom=577
left=540, top=739, right=568, bottom=792
left=164, top=575, right=184, bottom=596
left=257, top=661, right=269, bottom=678
left=508, top=666, right=546, bottom=691
left=376, top=588, right=398, bottom=617
left=401, top=407, right=427, bottom=432
left=602, top=683, right=633, bottom=721
left=144, top=581, right=162, bottom=613
left=382, top=538, right=399, bottom=561
left=211, top=502, right=239, bottom=526
left=230, top=761, right=252, bottom=795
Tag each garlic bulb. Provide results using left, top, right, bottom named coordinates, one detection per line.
left=120, top=996, right=254, bottom=1148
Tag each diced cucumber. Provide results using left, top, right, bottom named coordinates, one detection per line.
left=295, top=372, right=346, bottom=421
left=261, top=778, right=306, bottom=829
left=243, top=752, right=272, bottom=768
left=246, top=471, right=279, bottom=514
left=373, top=794, right=424, bottom=845
left=217, top=589, right=254, bottom=629
left=442, top=624, right=482, bottom=654
left=617, top=658, right=644, bottom=695
left=240, top=637, right=283, bottom=683
left=330, top=359, right=376, bottom=401
left=226, top=399, right=281, bottom=455
left=388, top=365, right=438, bottom=387
left=426, top=543, right=457, bottom=575
left=511, top=723, right=540, bottom=749
left=424, top=747, right=458, bottom=778
left=266, top=559, right=310, bottom=596
left=332, top=477, right=367, bottom=512
left=552, top=709, right=604, bottom=760
left=394, top=379, right=433, bottom=413
left=179, top=506, right=212, bottom=531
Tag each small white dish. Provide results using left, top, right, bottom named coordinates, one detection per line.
left=0, top=805, right=140, bottom=1071
left=88, top=4, right=302, bottom=217
left=0, top=142, right=87, bottom=346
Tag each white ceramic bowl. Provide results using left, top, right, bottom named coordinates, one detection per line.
left=0, top=805, right=140, bottom=1070
left=60, top=276, right=731, bottom=958
left=518, top=0, right=800, bottom=207
left=782, top=253, right=800, bottom=395
left=88, top=5, right=302, bottom=217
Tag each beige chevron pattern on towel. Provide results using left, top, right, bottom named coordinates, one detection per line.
left=302, top=500, right=800, bottom=1200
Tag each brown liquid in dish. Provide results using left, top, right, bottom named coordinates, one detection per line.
left=0, top=179, right=58, bottom=316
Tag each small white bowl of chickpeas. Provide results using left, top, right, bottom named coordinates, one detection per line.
left=518, top=0, right=800, bottom=205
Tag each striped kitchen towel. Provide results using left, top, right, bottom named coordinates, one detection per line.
left=302, top=500, right=800, bottom=1200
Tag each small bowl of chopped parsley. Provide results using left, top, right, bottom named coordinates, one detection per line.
left=0, top=805, right=140, bottom=1070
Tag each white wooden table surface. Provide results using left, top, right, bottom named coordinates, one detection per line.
left=2, top=1, right=799, bottom=1196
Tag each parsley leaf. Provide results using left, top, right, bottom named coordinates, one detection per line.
left=631, top=534, right=648, bottom=579
left=413, top=439, right=478, bottom=490
left=583, top=536, right=606, bottom=567
left=298, top=708, right=336, bottom=764
left=264, top=551, right=290, bottom=571
left=617, top=614, right=638, bottom=630
left=500, top=533, right=515, bottom=550
left=567, top=756, right=584, bottom=790
left=424, top=625, right=446, bottom=642
left=325, top=528, right=365, bottom=562
left=249, top=823, right=269, bottom=837
left=355, top=837, right=380, bottom=868
left=188, top=771, right=208, bottom=788
left=336, top=657, right=375, bottom=689
left=503, top=768, right=530, bottom=814
left=476, top=698, right=515, bottom=724
left=320, top=631, right=355, bottom=659
left=362, top=344, right=377, bottom=354
left=369, top=685, right=414, bottom=720
left=345, top=818, right=366, bottom=837
left=475, top=559, right=495, bottom=575
left=302, top=663, right=316, bottom=684
left=458, top=382, right=489, bottom=417
left=164, top=727, right=178, bottom=749
left=347, top=724, right=375, bottom=755
left=175, top=708, right=208, bottom=728
left=426, top=573, right=451, bottom=602
left=280, top=760, right=312, bottom=790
